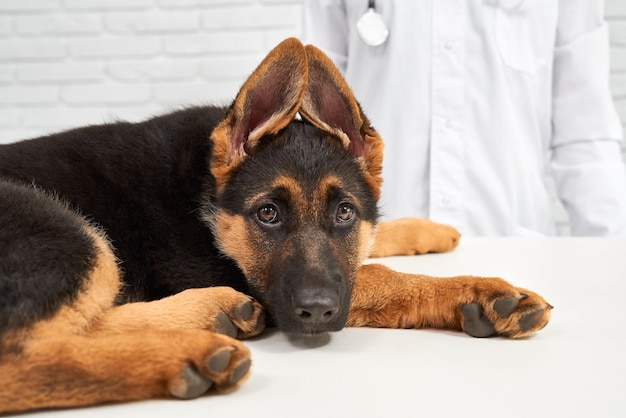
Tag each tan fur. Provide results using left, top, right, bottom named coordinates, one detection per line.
left=27, top=226, right=121, bottom=340
left=90, top=287, right=265, bottom=339
left=312, top=174, right=342, bottom=208
left=1, top=330, right=251, bottom=413
left=358, top=221, right=376, bottom=263
left=300, top=44, right=384, bottom=201
left=348, top=264, right=551, bottom=338
left=272, top=175, right=308, bottom=212
left=210, top=38, right=308, bottom=194
left=0, top=224, right=257, bottom=414
left=300, top=46, right=362, bottom=150
left=213, top=212, right=262, bottom=280
left=369, top=218, right=461, bottom=258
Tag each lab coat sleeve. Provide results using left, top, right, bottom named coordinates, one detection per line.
left=551, top=1, right=626, bottom=236
left=301, top=0, right=349, bottom=73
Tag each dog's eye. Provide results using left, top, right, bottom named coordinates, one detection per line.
left=257, top=204, right=279, bottom=225
left=336, top=203, right=355, bottom=224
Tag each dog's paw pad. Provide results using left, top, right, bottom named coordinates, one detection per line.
left=215, top=312, right=238, bottom=338
left=460, top=282, right=552, bottom=338
left=229, top=298, right=266, bottom=339
left=234, top=300, right=254, bottom=322
left=519, top=310, right=546, bottom=332
left=229, top=358, right=251, bottom=385
left=170, top=365, right=213, bottom=399
left=460, top=303, right=497, bottom=338
left=207, top=347, right=234, bottom=373
left=493, top=297, right=520, bottom=318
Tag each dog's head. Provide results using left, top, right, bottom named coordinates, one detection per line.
left=203, top=38, right=384, bottom=334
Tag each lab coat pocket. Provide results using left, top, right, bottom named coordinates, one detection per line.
left=495, top=0, right=557, bottom=75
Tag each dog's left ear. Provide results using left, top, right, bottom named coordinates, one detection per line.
left=300, top=44, right=384, bottom=201
left=211, top=37, right=308, bottom=192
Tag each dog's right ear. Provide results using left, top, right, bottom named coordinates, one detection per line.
left=300, top=44, right=384, bottom=201
left=210, top=37, right=308, bottom=192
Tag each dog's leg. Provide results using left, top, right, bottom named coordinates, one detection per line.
left=0, top=183, right=253, bottom=413
left=369, top=218, right=461, bottom=257
left=0, top=181, right=122, bottom=344
left=347, top=264, right=551, bottom=338
left=0, top=229, right=253, bottom=414
left=1, top=329, right=251, bottom=413
left=89, top=286, right=265, bottom=340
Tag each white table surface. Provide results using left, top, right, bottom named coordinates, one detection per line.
left=19, top=238, right=626, bottom=418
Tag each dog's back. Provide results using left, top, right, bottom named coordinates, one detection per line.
left=0, top=106, right=250, bottom=303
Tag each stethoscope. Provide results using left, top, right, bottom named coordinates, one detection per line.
left=357, top=0, right=389, bottom=47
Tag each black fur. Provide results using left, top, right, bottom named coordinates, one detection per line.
left=0, top=180, right=95, bottom=343
left=0, top=107, right=249, bottom=305
left=0, top=105, right=377, bottom=336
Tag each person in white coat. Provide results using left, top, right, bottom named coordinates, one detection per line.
left=302, top=0, right=626, bottom=237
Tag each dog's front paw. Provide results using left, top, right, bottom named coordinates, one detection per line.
left=150, top=287, right=266, bottom=339
left=369, top=218, right=460, bottom=257
left=459, top=280, right=552, bottom=338
left=168, top=332, right=252, bottom=398
left=211, top=291, right=266, bottom=339
left=184, top=287, right=265, bottom=339
left=89, top=287, right=265, bottom=339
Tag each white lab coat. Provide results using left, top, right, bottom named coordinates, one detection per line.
left=302, top=0, right=626, bottom=237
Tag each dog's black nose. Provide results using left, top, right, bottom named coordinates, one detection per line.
left=293, top=289, right=340, bottom=324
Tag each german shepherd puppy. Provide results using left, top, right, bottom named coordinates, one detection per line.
left=0, top=38, right=551, bottom=413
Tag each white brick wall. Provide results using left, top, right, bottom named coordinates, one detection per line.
left=0, top=0, right=302, bottom=141
left=0, top=0, right=625, bottom=235
left=1, top=0, right=624, bottom=143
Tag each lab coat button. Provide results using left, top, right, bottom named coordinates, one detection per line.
left=444, top=119, right=452, bottom=129
left=441, top=197, right=451, bottom=206
left=444, top=41, right=453, bottom=50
